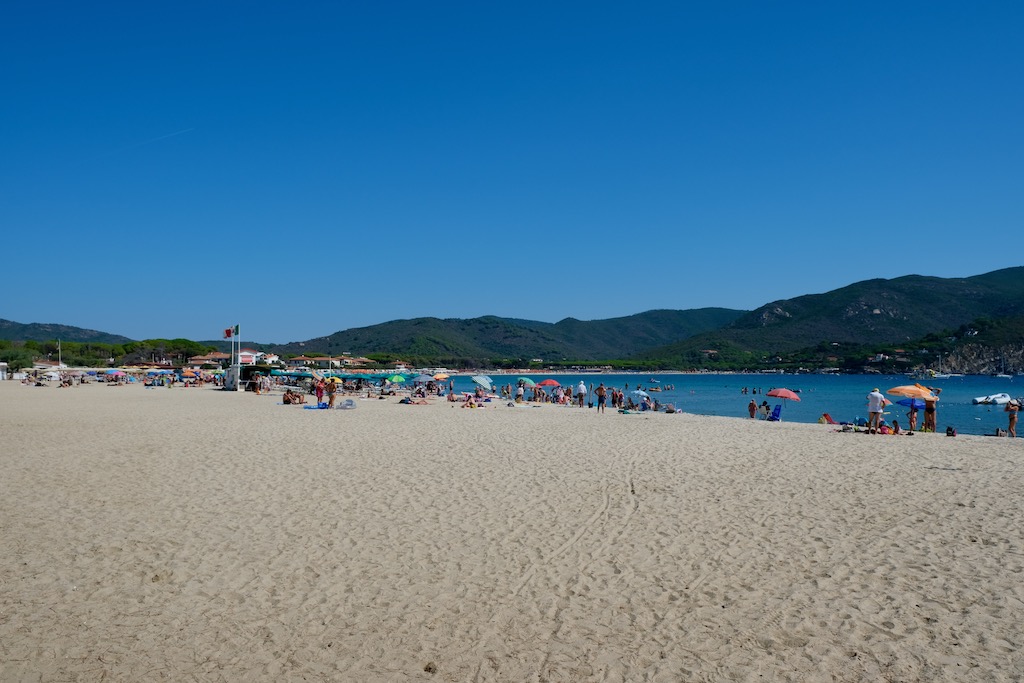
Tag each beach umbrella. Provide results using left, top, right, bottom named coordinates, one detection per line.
left=412, top=374, right=435, bottom=383
left=766, top=388, right=801, bottom=402
left=632, top=389, right=650, bottom=399
left=517, top=377, right=536, bottom=387
left=471, top=375, right=493, bottom=390
left=387, top=374, right=406, bottom=383
left=105, top=368, right=120, bottom=374
left=433, top=373, right=449, bottom=380
left=537, top=378, right=560, bottom=387
left=895, top=397, right=926, bottom=409
left=887, top=384, right=936, bottom=401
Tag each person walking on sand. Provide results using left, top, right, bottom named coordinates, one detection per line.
left=866, top=388, right=885, bottom=434
left=1006, top=399, right=1019, bottom=438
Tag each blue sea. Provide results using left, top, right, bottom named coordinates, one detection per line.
left=448, top=373, right=1022, bottom=436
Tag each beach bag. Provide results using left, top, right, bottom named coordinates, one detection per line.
left=945, top=426, right=957, bottom=437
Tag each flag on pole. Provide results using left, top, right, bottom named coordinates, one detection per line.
left=224, top=328, right=233, bottom=339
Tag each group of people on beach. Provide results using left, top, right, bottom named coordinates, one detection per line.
left=866, top=387, right=941, bottom=435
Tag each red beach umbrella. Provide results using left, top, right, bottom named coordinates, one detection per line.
left=537, top=379, right=560, bottom=387
left=766, top=388, right=801, bottom=402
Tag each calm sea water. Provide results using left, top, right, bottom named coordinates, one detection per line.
left=449, top=373, right=1022, bottom=437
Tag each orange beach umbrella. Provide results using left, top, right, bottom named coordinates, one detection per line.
left=887, top=384, right=937, bottom=401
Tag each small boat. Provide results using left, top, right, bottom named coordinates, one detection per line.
left=973, top=392, right=1012, bottom=405
left=994, top=373, right=1013, bottom=379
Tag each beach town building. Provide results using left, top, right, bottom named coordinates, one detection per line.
left=285, top=354, right=374, bottom=370
left=32, top=359, right=67, bottom=371
left=187, top=352, right=231, bottom=369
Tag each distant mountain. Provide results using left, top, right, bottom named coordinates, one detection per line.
left=638, top=267, right=1024, bottom=362
left=270, top=309, right=747, bottom=361
left=0, top=319, right=132, bottom=344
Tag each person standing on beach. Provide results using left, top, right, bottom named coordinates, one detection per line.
left=923, top=388, right=940, bottom=432
left=907, top=405, right=919, bottom=432
left=748, top=399, right=757, bottom=418
left=595, top=383, right=607, bottom=413
left=577, top=381, right=587, bottom=408
left=866, top=388, right=885, bottom=434
left=326, top=378, right=337, bottom=408
left=1006, top=399, right=1019, bottom=437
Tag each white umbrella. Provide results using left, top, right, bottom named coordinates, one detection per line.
left=471, top=375, right=493, bottom=390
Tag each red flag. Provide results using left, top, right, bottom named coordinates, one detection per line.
left=224, top=328, right=233, bottom=339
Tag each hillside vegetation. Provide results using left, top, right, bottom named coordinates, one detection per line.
left=2, top=267, right=1022, bottom=372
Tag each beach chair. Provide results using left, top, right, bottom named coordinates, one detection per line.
left=822, top=412, right=838, bottom=425
left=767, top=404, right=782, bottom=422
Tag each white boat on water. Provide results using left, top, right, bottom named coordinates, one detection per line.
left=994, top=373, right=1013, bottom=379
left=972, top=392, right=1012, bottom=405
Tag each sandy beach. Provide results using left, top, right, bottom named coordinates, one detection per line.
left=1, top=380, right=1022, bottom=682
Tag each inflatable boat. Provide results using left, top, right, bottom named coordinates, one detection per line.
left=973, top=392, right=1011, bottom=405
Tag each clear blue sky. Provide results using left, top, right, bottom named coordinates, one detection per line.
left=3, top=2, right=1021, bottom=343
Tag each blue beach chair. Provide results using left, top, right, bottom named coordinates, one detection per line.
left=767, top=404, right=782, bottom=422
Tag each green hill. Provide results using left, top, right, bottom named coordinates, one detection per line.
left=638, top=267, right=1024, bottom=364
left=271, top=308, right=746, bottom=361
left=0, top=319, right=132, bottom=344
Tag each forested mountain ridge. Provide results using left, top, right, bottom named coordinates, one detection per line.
left=269, top=308, right=746, bottom=361
left=639, top=267, right=1024, bottom=364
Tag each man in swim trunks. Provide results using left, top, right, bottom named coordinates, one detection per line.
left=595, top=383, right=607, bottom=413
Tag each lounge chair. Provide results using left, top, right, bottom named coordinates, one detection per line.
left=822, top=412, right=838, bottom=425
left=767, top=404, right=782, bottom=422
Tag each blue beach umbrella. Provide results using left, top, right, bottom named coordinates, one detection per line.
left=896, top=397, right=926, bottom=410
